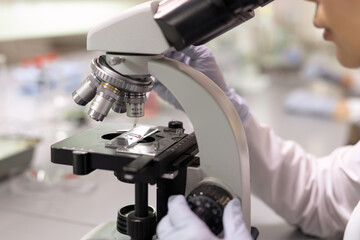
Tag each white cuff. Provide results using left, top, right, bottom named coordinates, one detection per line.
left=346, top=98, right=360, bottom=122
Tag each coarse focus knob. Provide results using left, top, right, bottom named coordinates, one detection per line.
left=186, top=181, right=234, bottom=236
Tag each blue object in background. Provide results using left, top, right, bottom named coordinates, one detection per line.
left=284, top=89, right=337, bottom=118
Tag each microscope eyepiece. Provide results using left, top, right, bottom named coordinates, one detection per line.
left=155, top=0, right=273, bottom=50
left=224, top=0, right=274, bottom=12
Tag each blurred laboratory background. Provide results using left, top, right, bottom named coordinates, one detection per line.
left=0, top=0, right=358, bottom=239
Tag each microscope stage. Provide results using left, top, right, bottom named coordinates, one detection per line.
left=51, top=122, right=198, bottom=184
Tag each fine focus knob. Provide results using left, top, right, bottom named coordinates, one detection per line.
left=117, top=205, right=156, bottom=240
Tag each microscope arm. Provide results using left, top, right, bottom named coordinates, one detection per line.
left=77, top=1, right=275, bottom=238
left=148, top=57, right=251, bottom=228
left=79, top=55, right=251, bottom=240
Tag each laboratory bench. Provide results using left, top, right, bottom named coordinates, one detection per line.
left=0, top=73, right=350, bottom=240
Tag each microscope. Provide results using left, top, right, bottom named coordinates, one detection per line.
left=51, top=0, right=273, bottom=239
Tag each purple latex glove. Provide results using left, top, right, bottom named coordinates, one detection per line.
left=153, top=45, right=251, bottom=122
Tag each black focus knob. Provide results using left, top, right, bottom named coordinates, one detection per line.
left=127, top=211, right=156, bottom=240
left=117, top=205, right=156, bottom=240
left=168, top=120, right=183, bottom=129
left=186, top=181, right=234, bottom=236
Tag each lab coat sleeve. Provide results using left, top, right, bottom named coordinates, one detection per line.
left=243, top=115, right=360, bottom=238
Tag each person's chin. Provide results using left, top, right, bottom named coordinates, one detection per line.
left=335, top=48, right=360, bottom=69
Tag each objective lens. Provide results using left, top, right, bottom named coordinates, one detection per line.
left=77, top=55, right=155, bottom=121
left=88, top=83, right=120, bottom=121
left=112, top=92, right=127, bottom=114
left=72, top=74, right=101, bottom=106
left=125, top=93, right=147, bottom=118
left=88, top=92, right=114, bottom=121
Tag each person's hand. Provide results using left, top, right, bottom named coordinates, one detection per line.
left=156, top=195, right=252, bottom=240
left=153, top=45, right=250, bottom=122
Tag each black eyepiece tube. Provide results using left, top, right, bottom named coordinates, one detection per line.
left=224, top=0, right=274, bottom=12
left=154, top=0, right=274, bottom=50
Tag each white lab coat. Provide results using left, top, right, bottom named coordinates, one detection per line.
left=243, top=115, right=360, bottom=239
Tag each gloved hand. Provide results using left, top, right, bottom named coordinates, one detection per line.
left=153, top=45, right=251, bottom=122
left=156, top=195, right=252, bottom=240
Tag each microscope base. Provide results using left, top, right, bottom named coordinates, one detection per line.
left=81, top=221, right=156, bottom=240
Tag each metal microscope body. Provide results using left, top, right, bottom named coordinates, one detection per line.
left=86, top=0, right=251, bottom=223
left=65, top=0, right=275, bottom=239
left=64, top=1, right=360, bottom=240
left=91, top=0, right=250, bottom=222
